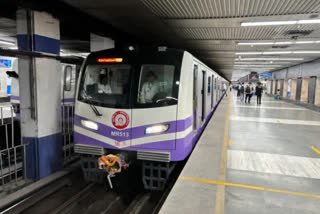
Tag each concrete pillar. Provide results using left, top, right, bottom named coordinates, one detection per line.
left=283, top=80, right=288, bottom=99
left=17, top=9, right=62, bottom=180
left=277, top=80, right=281, bottom=95
left=301, top=78, right=309, bottom=103
left=290, top=79, right=297, bottom=100
left=315, top=77, right=320, bottom=106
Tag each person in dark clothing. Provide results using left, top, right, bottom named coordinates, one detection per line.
left=255, top=82, right=263, bottom=104
left=245, top=83, right=252, bottom=103
left=240, top=83, right=244, bottom=102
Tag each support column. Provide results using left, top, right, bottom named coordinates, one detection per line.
left=17, top=9, right=62, bottom=180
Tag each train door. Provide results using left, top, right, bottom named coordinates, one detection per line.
left=275, top=80, right=278, bottom=94
left=296, top=78, right=302, bottom=101
left=193, top=64, right=198, bottom=135
left=201, top=70, right=206, bottom=122
left=211, top=75, right=214, bottom=109
left=270, top=80, right=273, bottom=94
left=308, top=76, right=317, bottom=104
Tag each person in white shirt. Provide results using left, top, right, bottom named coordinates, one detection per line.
left=98, top=69, right=112, bottom=94
left=223, top=83, right=228, bottom=97
left=140, top=71, right=159, bottom=103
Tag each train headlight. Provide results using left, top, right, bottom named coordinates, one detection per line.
left=81, top=120, right=98, bottom=130
left=145, top=124, right=169, bottom=134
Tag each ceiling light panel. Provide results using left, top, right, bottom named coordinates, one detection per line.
left=241, top=19, right=320, bottom=27
left=235, top=58, right=304, bottom=61
left=236, top=51, right=320, bottom=55
left=238, top=41, right=320, bottom=45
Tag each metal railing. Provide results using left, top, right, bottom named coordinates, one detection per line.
left=0, top=105, right=25, bottom=192
left=61, top=104, right=78, bottom=165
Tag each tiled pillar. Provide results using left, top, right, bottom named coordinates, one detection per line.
left=315, top=77, right=320, bottom=106
left=17, top=9, right=62, bottom=180
left=283, top=80, right=288, bottom=98
left=277, top=80, right=281, bottom=94
left=301, top=78, right=309, bottom=103
left=290, top=79, right=297, bottom=100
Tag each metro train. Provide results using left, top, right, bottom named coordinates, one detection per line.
left=74, top=47, right=228, bottom=190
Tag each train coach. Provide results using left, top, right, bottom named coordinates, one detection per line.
left=74, top=47, right=228, bottom=190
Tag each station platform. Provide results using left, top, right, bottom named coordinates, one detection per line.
left=160, top=92, right=320, bottom=214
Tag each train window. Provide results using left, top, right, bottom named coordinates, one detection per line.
left=208, top=76, right=211, bottom=94
left=79, top=64, right=131, bottom=108
left=137, top=64, right=177, bottom=106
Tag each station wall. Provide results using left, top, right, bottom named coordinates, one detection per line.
left=268, top=59, right=320, bottom=110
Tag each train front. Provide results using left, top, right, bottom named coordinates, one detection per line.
left=74, top=48, right=184, bottom=190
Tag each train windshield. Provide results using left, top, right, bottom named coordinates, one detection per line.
left=137, top=64, right=177, bottom=106
left=79, top=64, right=131, bottom=108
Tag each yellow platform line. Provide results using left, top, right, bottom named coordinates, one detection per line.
left=311, top=146, right=320, bottom=154
left=214, top=95, right=231, bottom=214
left=179, top=176, right=320, bottom=199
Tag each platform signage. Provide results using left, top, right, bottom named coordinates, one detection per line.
left=0, top=59, right=12, bottom=68
left=260, top=73, right=272, bottom=78
left=287, top=79, right=292, bottom=98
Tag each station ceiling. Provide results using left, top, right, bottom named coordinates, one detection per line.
left=63, top=0, right=320, bottom=80
left=1, top=1, right=320, bottom=80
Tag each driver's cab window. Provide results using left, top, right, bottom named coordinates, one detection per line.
left=137, top=64, right=176, bottom=105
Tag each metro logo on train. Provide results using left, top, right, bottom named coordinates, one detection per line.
left=112, top=111, right=129, bottom=129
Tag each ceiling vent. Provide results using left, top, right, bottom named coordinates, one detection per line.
left=272, top=45, right=289, bottom=49
left=286, top=30, right=313, bottom=36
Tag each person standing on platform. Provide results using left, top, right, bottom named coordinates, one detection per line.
left=255, top=82, right=263, bottom=105
left=223, top=83, right=227, bottom=97
left=245, top=82, right=252, bottom=103
left=240, top=83, right=244, bottom=102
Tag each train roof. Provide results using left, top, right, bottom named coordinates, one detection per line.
left=87, top=47, right=185, bottom=59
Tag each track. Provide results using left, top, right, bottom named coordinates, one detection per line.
left=1, top=162, right=184, bottom=214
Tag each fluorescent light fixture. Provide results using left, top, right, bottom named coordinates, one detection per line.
left=263, top=51, right=291, bottom=55
left=81, top=120, right=98, bottom=130
left=236, top=51, right=320, bottom=55
left=235, top=52, right=262, bottom=55
left=233, top=65, right=282, bottom=67
left=293, top=51, right=320, bottom=54
left=241, top=19, right=320, bottom=27
left=236, top=52, right=290, bottom=55
left=235, top=58, right=304, bottom=61
left=234, top=61, right=291, bottom=64
left=238, top=42, right=273, bottom=45
left=238, top=40, right=320, bottom=45
left=0, top=40, right=15, bottom=46
left=298, top=19, right=320, bottom=24
left=295, top=41, right=316, bottom=44
left=145, top=124, right=169, bottom=134
left=274, top=42, right=293, bottom=45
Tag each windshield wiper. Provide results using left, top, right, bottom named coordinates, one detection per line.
left=82, top=88, right=103, bottom=117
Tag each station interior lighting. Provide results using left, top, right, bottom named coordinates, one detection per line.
left=0, top=40, right=15, bottom=46
left=241, top=19, right=320, bottom=26
left=235, top=58, right=304, bottom=61
left=233, top=64, right=282, bottom=67
left=234, top=61, right=291, bottom=64
left=238, top=41, right=320, bottom=45
left=235, top=51, right=320, bottom=55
